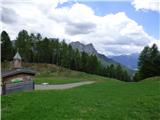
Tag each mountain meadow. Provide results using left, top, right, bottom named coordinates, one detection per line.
left=1, top=0, right=160, bottom=119
left=1, top=63, right=160, bottom=120
left=1, top=30, right=160, bottom=120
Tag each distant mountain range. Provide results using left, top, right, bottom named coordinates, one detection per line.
left=109, top=53, right=139, bottom=70
left=70, top=41, right=118, bottom=66
left=70, top=41, right=135, bottom=75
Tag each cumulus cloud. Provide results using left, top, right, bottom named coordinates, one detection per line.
left=49, top=3, right=97, bottom=35
left=1, top=0, right=67, bottom=39
left=1, top=7, right=18, bottom=24
left=0, top=0, right=159, bottom=56
left=132, top=0, right=160, bottom=12
left=65, top=22, right=96, bottom=35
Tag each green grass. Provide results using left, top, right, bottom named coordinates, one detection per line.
left=2, top=77, right=160, bottom=120
left=34, top=76, right=83, bottom=84
left=34, top=71, right=105, bottom=84
left=2, top=63, right=160, bottom=119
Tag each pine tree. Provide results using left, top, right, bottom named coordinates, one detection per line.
left=1, top=31, right=14, bottom=61
left=74, top=49, right=81, bottom=70
left=107, top=64, right=116, bottom=78
left=153, top=54, right=160, bottom=76
left=60, top=40, right=70, bottom=68
left=138, top=46, right=151, bottom=79
left=116, top=64, right=123, bottom=80
left=136, top=44, right=160, bottom=80
left=123, top=70, right=130, bottom=82
left=15, top=30, right=32, bottom=62
left=88, top=55, right=100, bottom=74
left=80, top=52, right=88, bottom=72
left=133, top=72, right=140, bottom=82
left=150, top=44, right=160, bottom=76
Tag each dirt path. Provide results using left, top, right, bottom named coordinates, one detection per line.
left=35, top=81, right=95, bottom=90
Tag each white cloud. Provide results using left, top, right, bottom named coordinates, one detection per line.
left=132, top=0, right=160, bottom=12
left=1, top=0, right=67, bottom=38
left=1, top=1, right=159, bottom=56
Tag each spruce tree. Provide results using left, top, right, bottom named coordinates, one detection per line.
left=136, top=44, right=160, bottom=80
left=15, top=30, right=32, bottom=62
left=1, top=31, right=14, bottom=61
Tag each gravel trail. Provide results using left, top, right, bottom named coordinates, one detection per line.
left=35, top=81, right=95, bottom=90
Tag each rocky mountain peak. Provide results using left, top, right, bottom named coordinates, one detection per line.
left=70, top=41, right=133, bottom=73
left=70, top=41, right=98, bottom=55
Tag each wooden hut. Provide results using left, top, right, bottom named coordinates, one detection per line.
left=2, top=52, right=36, bottom=95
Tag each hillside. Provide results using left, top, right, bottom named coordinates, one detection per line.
left=2, top=62, right=106, bottom=84
left=70, top=41, right=118, bottom=66
left=139, top=76, right=160, bottom=82
left=2, top=71, right=160, bottom=120
left=70, top=41, right=134, bottom=75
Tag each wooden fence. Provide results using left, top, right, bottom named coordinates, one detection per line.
left=2, top=80, right=34, bottom=95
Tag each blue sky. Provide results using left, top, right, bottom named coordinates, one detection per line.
left=58, top=1, right=159, bottom=39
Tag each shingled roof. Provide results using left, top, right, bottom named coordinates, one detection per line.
left=2, top=68, right=36, bottom=78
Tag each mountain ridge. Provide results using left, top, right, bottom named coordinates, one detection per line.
left=70, top=41, right=116, bottom=65
left=70, top=41, right=98, bottom=55
left=110, top=53, right=139, bottom=70
left=70, top=41, right=135, bottom=75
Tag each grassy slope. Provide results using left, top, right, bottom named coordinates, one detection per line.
left=2, top=76, right=160, bottom=120
left=2, top=63, right=160, bottom=119
left=34, top=72, right=105, bottom=84
left=34, top=66, right=106, bottom=84
left=98, top=57, right=135, bottom=76
left=2, top=62, right=106, bottom=84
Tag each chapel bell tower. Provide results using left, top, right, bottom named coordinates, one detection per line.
left=13, top=52, right=22, bottom=69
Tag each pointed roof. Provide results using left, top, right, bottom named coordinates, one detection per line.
left=13, top=52, right=22, bottom=60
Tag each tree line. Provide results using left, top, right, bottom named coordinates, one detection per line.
left=134, top=44, right=160, bottom=81
left=1, top=30, right=131, bottom=81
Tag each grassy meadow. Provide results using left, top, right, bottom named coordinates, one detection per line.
left=34, top=70, right=106, bottom=84
left=2, top=62, right=105, bottom=84
left=2, top=76, right=160, bottom=119
left=1, top=63, right=160, bottom=120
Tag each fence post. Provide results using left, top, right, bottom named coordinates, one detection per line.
left=2, top=83, right=6, bottom=95
left=33, top=81, right=35, bottom=90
